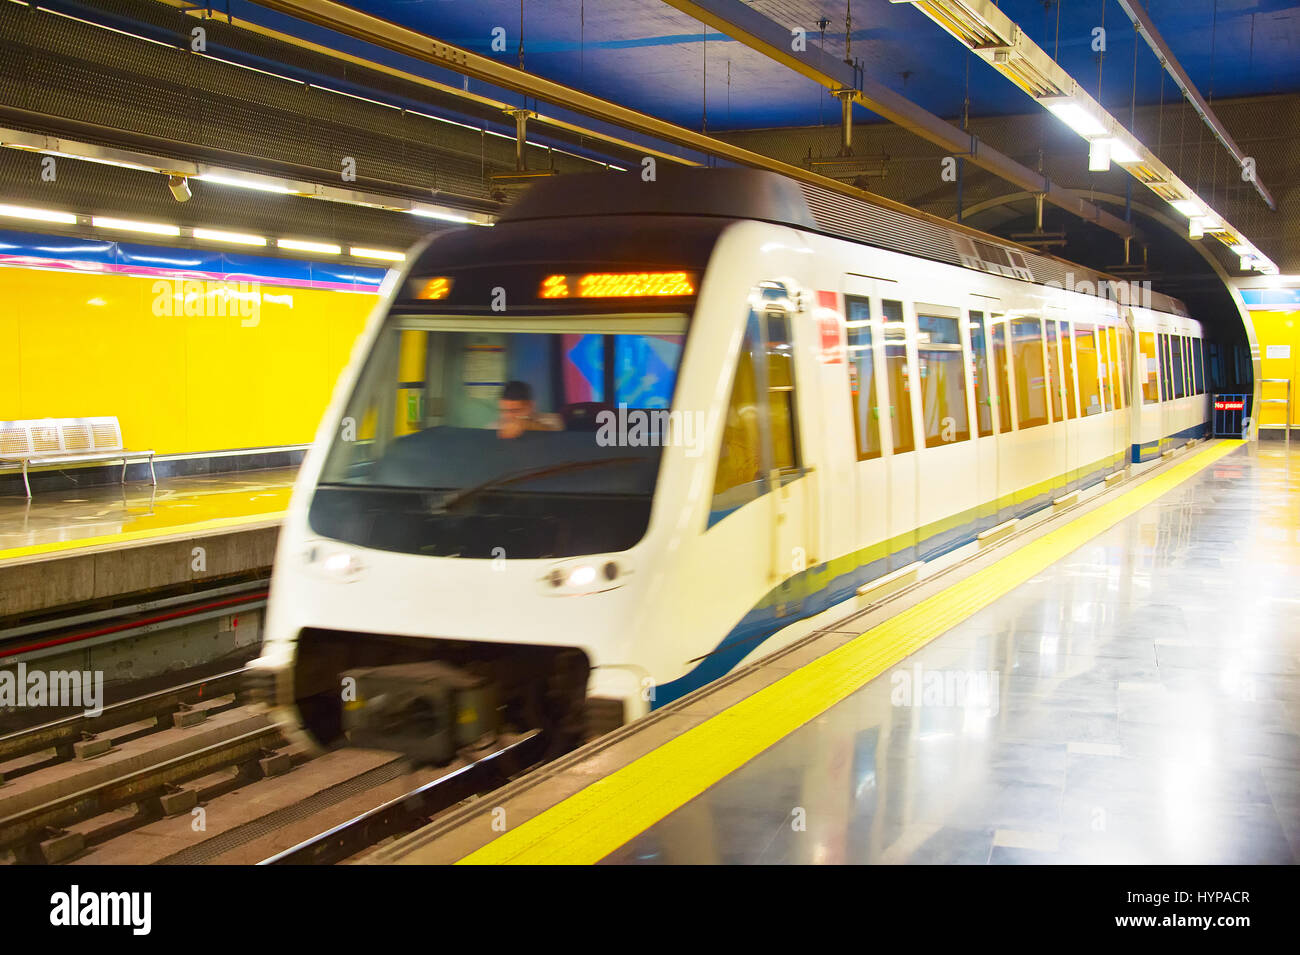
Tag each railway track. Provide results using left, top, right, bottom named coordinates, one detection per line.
left=0, top=663, right=550, bottom=865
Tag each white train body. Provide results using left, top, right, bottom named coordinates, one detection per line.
left=254, top=170, right=1208, bottom=749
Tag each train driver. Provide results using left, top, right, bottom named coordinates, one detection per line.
left=497, top=380, right=564, bottom=439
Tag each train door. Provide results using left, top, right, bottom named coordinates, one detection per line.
left=989, top=312, right=1019, bottom=524
left=845, top=276, right=916, bottom=573
left=751, top=283, right=810, bottom=603
left=967, top=298, right=1000, bottom=535
left=843, top=283, right=889, bottom=575
left=885, top=294, right=920, bottom=571
left=1044, top=309, right=1072, bottom=496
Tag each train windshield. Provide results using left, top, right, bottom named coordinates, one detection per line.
left=309, top=313, right=688, bottom=559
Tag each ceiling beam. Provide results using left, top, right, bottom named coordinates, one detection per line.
left=240, top=0, right=1123, bottom=247
left=1113, top=0, right=1275, bottom=211
left=659, top=0, right=1133, bottom=239
left=155, top=0, right=699, bottom=171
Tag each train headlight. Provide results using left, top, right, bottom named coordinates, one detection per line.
left=302, top=542, right=365, bottom=582
left=543, top=559, right=625, bottom=595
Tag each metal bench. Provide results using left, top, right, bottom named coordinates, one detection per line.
left=0, top=416, right=155, bottom=498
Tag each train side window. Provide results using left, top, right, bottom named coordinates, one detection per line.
left=1192, top=337, right=1204, bottom=394
left=1175, top=335, right=1185, bottom=397
left=1045, top=319, right=1065, bottom=421
left=917, top=307, right=970, bottom=447
left=1010, top=317, right=1049, bottom=428
left=1074, top=323, right=1103, bottom=415
left=1139, top=331, right=1159, bottom=404
left=845, top=296, right=881, bottom=460
left=969, top=311, right=995, bottom=436
left=882, top=299, right=915, bottom=453
left=709, top=320, right=764, bottom=523
left=990, top=319, right=1014, bottom=431
left=1060, top=322, right=1080, bottom=418
left=1183, top=337, right=1194, bottom=397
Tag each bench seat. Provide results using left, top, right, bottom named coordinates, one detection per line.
left=0, top=417, right=156, bottom=498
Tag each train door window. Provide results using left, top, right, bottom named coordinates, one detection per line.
left=1045, top=319, right=1064, bottom=422
left=1010, top=317, right=1049, bottom=428
left=1103, top=326, right=1120, bottom=411
left=761, top=290, right=801, bottom=475
left=845, top=296, right=881, bottom=460
left=990, top=319, right=1014, bottom=431
left=1139, top=331, right=1159, bottom=403
left=916, top=307, right=970, bottom=447
left=1116, top=326, right=1130, bottom=409
left=710, top=318, right=764, bottom=523
left=1074, top=323, right=1103, bottom=415
left=882, top=300, right=915, bottom=453
left=1170, top=334, right=1186, bottom=399
left=1060, top=323, right=1080, bottom=418
left=1158, top=334, right=1171, bottom=401
left=969, top=311, right=994, bottom=436
left=1192, top=338, right=1204, bottom=394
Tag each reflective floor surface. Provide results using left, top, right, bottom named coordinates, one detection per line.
left=0, top=469, right=296, bottom=557
left=605, top=443, right=1300, bottom=864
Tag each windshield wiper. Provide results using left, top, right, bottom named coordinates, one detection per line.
left=433, top=457, right=646, bottom=513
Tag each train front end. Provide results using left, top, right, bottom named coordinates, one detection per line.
left=250, top=210, right=731, bottom=759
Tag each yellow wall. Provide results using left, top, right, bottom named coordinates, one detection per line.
left=1251, top=309, right=1300, bottom=426
left=0, top=267, right=374, bottom=454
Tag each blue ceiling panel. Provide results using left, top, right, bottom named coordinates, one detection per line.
left=326, top=0, right=1300, bottom=130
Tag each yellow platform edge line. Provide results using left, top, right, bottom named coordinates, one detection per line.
left=456, top=439, right=1245, bottom=865
left=0, top=511, right=287, bottom=563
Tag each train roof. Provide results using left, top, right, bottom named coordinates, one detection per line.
left=499, top=168, right=1189, bottom=318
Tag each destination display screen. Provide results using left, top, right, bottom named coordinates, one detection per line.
left=401, top=266, right=697, bottom=312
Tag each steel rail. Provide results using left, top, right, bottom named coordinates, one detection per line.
left=260, top=730, right=545, bottom=865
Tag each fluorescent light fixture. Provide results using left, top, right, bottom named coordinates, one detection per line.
left=408, top=207, right=476, bottom=224
left=1188, top=219, right=1204, bottom=240
left=0, top=203, right=77, bottom=224
left=195, top=173, right=294, bottom=195
left=42, top=150, right=156, bottom=173
left=1230, top=243, right=1251, bottom=255
left=193, top=228, right=266, bottom=246
left=91, top=216, right=180, bottom=236
left=1170, top=198, right=1204, bottom=218
left=1088, top=139, right=1110, bottom=172
left=1045, top=100, right=1107, bottom=138
left=1105, top=139, right=1140, bottom=163
left=277, top=238, right=341, bottom=255
left=349, top=247, right=405, bottom=261
left=1239, top=255, right=1254, bottom=271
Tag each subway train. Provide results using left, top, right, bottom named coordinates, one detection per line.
left=251, top=168, right=1210, bottom=757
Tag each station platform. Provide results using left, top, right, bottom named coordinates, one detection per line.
left=369, top=439, right=1298, bottom=865
left=0, top=470, right=294, bottom=622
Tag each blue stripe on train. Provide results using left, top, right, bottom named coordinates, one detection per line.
left=1131, top=422, right=1210, bottom=463
left=650, top=448, right=1167, bottom=708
